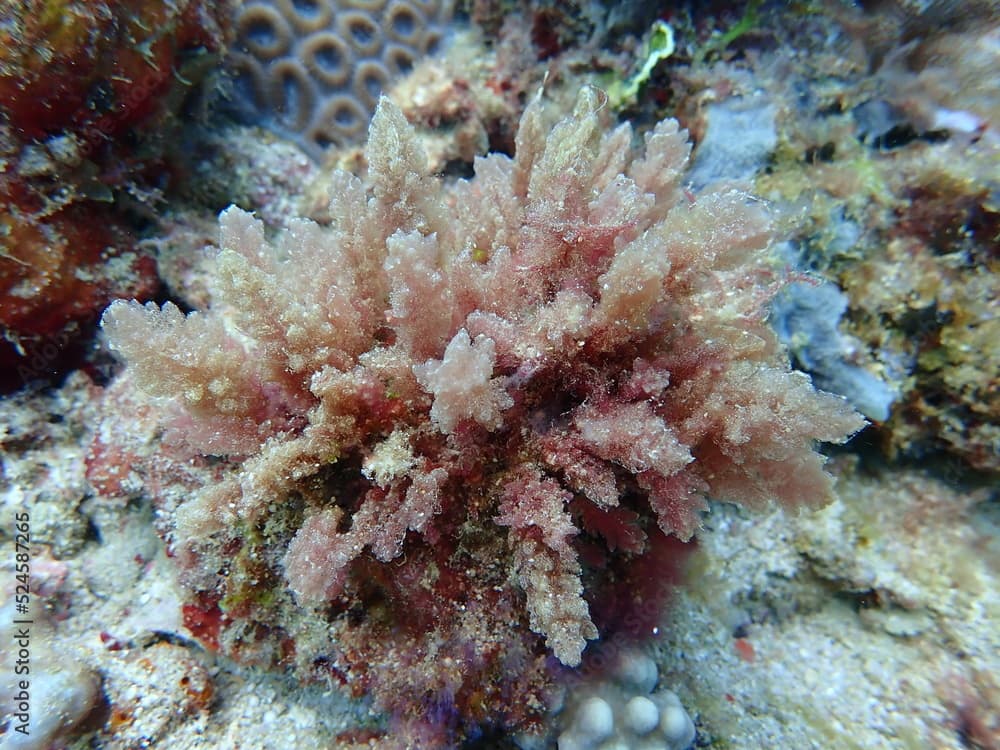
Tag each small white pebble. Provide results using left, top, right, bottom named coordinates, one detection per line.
left=624, top=695, right=660, bottom=735
left=659, top=704, right=695, bottom=749
left=576, top=696, right=615, bottom=741
left=651, top=689, right=682, bottom=709
left=616, top=650, right=658, bottom=694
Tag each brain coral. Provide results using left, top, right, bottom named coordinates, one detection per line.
left=230, top=0, right=452, bottom=158
left=99, top=88, right=864, bottom=745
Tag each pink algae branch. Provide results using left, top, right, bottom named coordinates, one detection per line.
left=98, top=87, right=864, bottom=744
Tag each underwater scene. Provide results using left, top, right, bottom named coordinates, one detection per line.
left=0, top=0, right=997, bottom=748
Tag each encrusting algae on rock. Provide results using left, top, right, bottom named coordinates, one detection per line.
left=0, top=0, right=231, bottom=390
left=96, top=87, right=864, bottom=746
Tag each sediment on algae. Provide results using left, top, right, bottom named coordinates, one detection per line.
left=99, top=87, right=863, bottom=745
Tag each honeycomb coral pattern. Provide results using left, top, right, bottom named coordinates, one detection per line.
left=230, top=0, right=452, bottom=159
